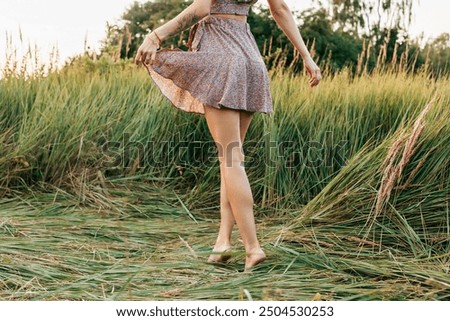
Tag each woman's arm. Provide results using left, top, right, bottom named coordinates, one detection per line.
left=267, top=0, right=322, bottom=87
left=152, top=0, right=212, bottom=42
left=135, top=0, right=212, bottom=65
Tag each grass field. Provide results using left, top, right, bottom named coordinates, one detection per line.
left=0, top=56, right=449, bottom=300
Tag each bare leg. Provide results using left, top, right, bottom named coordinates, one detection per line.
left=204, top=105, right=266, bottom=270
left=208, top=111, right=254, bottom=262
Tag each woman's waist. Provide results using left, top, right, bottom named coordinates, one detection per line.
left=198, top=14, right=250, bottom=30
left=187, top=14, right=252, bottom=50
left=209, top=13, right=247, bottom=22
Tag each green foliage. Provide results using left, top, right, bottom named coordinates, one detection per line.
left=323, top=0, right=416, bottom=40
left=422, top=33, right=450, bottom=76
left=102, top=0, right=192, bottom=59
left=296, top=7, right=364, bottom=72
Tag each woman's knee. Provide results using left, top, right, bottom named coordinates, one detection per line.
left=218, top=141, right=245, bottom=168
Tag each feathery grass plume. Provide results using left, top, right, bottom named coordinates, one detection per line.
left=371, top=98, right=436, bottom=228
left=286, top=96, right=449, bottom=258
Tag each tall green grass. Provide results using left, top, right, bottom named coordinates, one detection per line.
left=1, top=52, right=449, bottom=300
left=1, top=59, right=447, bottom=204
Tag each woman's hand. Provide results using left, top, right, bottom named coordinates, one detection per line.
left=304, top=56, right=322, bottom=87
left=134, top=33, right=160, bottom=66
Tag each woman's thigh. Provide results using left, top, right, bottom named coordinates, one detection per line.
left=203, top=105, right=251, bottom=166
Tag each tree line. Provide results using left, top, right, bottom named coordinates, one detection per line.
left=100, top=0, right=449, bottom=75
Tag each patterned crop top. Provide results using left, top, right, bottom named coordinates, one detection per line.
left=210, top=0, right=258, bottom=16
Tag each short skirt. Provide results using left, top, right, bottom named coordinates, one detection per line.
left=144, top=15, right=273, bottom=115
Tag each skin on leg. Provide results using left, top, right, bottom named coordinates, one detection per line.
left=204, top=105, right=266, bottom=270
left=208, top=110, right=255, bottom=262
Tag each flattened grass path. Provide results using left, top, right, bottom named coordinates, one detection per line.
left=1, top=182, right=448, bottom=300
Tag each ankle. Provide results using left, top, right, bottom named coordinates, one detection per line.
left=213, top=242, right=231, bottom=249
left=245, top=245, right=264, bottom=256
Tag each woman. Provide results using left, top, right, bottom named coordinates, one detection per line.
left=135, top=0, right=322, bottom=271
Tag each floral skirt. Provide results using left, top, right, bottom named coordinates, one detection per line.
left=144, top=15, right=273, bottom=115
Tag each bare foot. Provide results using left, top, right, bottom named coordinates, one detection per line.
left=244, top=250, right=266, bottom=271
left=208, top=246, right=232, bottom=264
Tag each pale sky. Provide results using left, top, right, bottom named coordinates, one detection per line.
left=0, top=0, right=449, bottom=68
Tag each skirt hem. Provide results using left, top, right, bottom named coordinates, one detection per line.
left=146, top=63, right=273, bottom=115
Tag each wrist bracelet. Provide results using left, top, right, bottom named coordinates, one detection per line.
left=153, top=31, right=162, bottom=45
left=148, top=31, right=162, bottom=47
left=146, top=33, right=160, bottom=48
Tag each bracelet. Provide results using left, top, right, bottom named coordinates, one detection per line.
left=153, top=31, right=162, bottom=45
left=147, top=31, right=162, bottom=47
